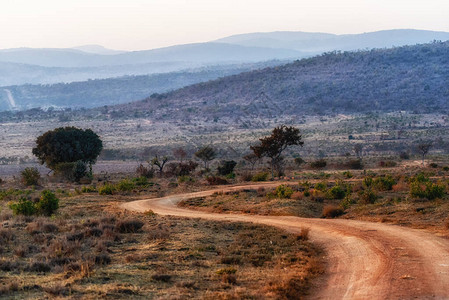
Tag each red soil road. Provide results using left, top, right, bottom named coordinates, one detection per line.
left=122, top=182, right=449, bottom=299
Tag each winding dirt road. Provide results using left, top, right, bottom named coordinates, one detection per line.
left=122, top=182, right=449, bottom=299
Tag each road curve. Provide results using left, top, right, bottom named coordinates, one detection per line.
left=121, top=183, right=449, bottom=299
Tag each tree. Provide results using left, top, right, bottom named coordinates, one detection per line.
left=195, top=146, right=216, bottom=170
left=353, top=144, right=363, bottom=158
left=417, top=142, right=432, bottom=166
left=151, top=155, right=169, bottom=176
left=32, top=127, right=103, bottom=176
left=173, top=147, right=187, bottom=162
left=243, top=153, right=260, bottom=170
left=250, top=125, right=303, bottom=179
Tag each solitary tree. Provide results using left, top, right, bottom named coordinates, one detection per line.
left=417, top=142, right=432, bottom=166
left=195, top=146, right=216, bottom=170
left=32, top=127, right=102, bottom=178
left=250, top=125, right=303, bottom=179
left=151, top=155, right=169, bottom=176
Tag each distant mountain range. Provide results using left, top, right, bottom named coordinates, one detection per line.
left=215, top=29, right=449, bottom=52
left=109, top=41, right=449, bottom=121
left=0, top=29, right=448, bottom=111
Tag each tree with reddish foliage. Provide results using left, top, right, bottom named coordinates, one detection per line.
left=250, top=125, right=303, bottom=179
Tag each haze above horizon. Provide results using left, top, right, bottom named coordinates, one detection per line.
left=1, top=0, right=448, bottom=51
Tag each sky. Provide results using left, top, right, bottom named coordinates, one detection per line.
left=1, top=0, right=448, bottom=51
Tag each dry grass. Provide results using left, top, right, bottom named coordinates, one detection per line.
left=0, top=185, right=323, bottom=299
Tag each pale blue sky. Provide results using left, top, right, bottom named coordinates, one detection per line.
left=1, top=0, right=448, bottom=51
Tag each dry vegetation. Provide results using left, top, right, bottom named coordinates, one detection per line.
left=179, top=165, right=449, bottom=237
left=0, top=176, right=323, bottom=299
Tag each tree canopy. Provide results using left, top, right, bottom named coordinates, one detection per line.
left=251, top=125, right=303, bottom=178
left=195, top=146, right=216, bottom=169
left=32, top=127, right=103, bottom=170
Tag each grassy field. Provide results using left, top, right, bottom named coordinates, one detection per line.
left=0, top=175, right=323, bottom=299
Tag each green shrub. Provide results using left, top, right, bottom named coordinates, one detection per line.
left=373, top=175, right=396, bottom=191
left=116, top=179, right=135, bottom=192
left=342, top=171, right=353, bottom=178
left=225, top=172, right=236, bottom=179
left=9, top=198, right=37, bottom=216
left=409, top=180, right=445, bottom=200
left=340, top=195, right=354, bottom=209
left=327, top=184, right=347, bottom=200
left=359, top=189, right=377, bottom=204
left=178, top=176, right=194, bottom=183
left=72, top=161, right=87, bottom=182
left=314, top=182, right=327, bottom=192
left=251, top=172, right=269, bottom=182
left=21, top=167, right=40, bottom=186
left=132, top=176, right=150, bottom=186
left=99, top=184, right=115, bottom=195
left=363, top=177, right=373, bottom=189
left=81, top=186, right=97, bottom=193
left=36, top=190, right=59, bottom=216
left=275, top=185, right=294, bottom=199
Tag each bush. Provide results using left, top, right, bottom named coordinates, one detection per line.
left=206, top=176, right=228, bottom=185
left=359, top=189, right=377, bottom=204
left=314, top=182, right=327, bottom=192
left=409, top=180, right=445, bottom=200
left=217, top=160, right=237, bottom=176
left=116, top=179, right=135, bottom=192
left=342, top=171, right=353, bottom=178
left=399, top=152, right=410, bottom=160
left=327, top=182, right=350, bottom=199
left=115, top=219, right=144, bottom=233
left=136, top=164, right=154, bottom=178
left=429, top=163, right=438, bottom=168
left=322, top=205, right=344, bottom=218
left=251, top=172, right=269, bottom=182
left=275, top=185, right=294, bottom=199
left=132, top=176, right=150, bottom=186
left=81, top=186, right=97, bottom=193
left=373, top=175, right=396, bottom=191
left=378, top=160, right=397, bottom=168
left=99, top=184, right=115, bottom=195
left=345, top=159, right=363, bottom=170
left=310, top=159, right=327, bottom=169
left=36, top=190, right=59, bottom=216
left=72, top=160, right=87, bottom=182
left=178, top=176, right=194, bottom=183
left=9, top=198, right=37, bottom=216
left=21, top=167, right=40, bottom=186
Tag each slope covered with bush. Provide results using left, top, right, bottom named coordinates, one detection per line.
left=122, top=41, right=449, bottom=119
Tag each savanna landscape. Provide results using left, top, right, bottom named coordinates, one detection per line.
left=1, top=2, right=449, bottom=299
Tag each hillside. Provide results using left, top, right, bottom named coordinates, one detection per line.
left=0, top=61, right=285, bottom=110
left=115, top=41, right=449, bottom=121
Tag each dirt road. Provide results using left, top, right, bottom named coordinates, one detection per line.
left=3, top=89, right=16, bottom=109
left=122, top=182, right=449, bottom=299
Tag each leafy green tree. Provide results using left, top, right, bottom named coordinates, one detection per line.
left=250, top=125, right=303, bottom=178
left=32, top=127, right=103, bottom=176
left=195, top=146, right=216, bottom=169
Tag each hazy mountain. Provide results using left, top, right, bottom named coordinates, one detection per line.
left=71, top=45, right=126, bottom=55
left=0, top=61, right=287, bottom=111
left=0, top=43, right=303, bottom=68
left=111, top=41, right=449, bottom=121
left=216, top=29, right=449, bottom=52
left=0, top=61, right=205, bottom=86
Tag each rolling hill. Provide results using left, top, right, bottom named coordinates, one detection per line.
left=112, top=41, right=449, bottom=121
left=0, top=61, right=285, bottom=110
